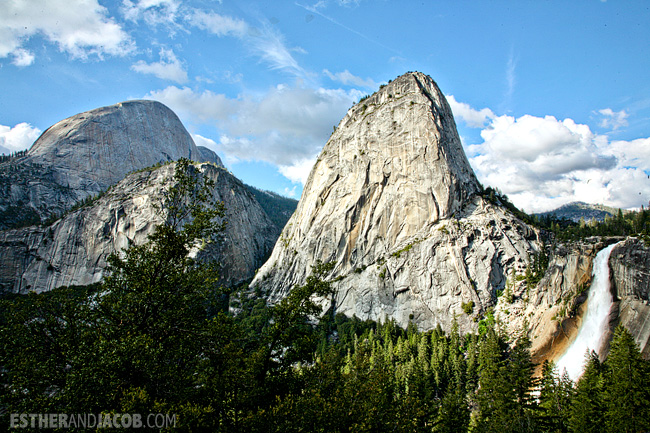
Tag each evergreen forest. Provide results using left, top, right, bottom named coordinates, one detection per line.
left=1, top=161, right=649, bottom=432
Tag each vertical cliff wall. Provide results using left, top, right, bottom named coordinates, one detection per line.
left=0, top=162, right=276, bottom=293
left=252, top=72, right=542, bottom=333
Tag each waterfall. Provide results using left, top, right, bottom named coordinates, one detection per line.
left=555, top=242, right=619, bottom=381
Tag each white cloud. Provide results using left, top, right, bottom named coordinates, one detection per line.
left=598, top=108, right=629, bottom=130
left=131, top=48, right=188, bottom=83
left=0, top=122, right=42, bottom=154
left=11, top=48, right=34, bottom=67
left=186, top=10, right=304, bottom=77
left=283, top=186, right=298, bottom=198
left=0, top=0, right=134, bottom=60
left=121, top=0, right=181, bottom=29
left=143, top=86, right=235, bottom=121
left=447, top=95, right=495, bottom=128
left=186, top=9, right=248, bottom=37
left=191, top=133, right=218, bottom=151
left=143, top=83, right=359, bottom=173
left=452, top=95, right=650, bottom=212
left=279, top=157, right=317, bottom=184
left=338, top=0, right=362, bottom=6
left=323, top=69, right=377, bottom=89
left=247, top=24, right=305, bottom=76
left=609, top=137, right=650, bottom=171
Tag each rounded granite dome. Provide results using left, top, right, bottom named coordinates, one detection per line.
left=28, top=100, right=207, bottom=191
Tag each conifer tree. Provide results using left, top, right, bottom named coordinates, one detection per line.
left=603, top=325, right=650, bottom=433
left=539, top=361, right=573, bottom=433
left=569, top=351, right=604, bottom=433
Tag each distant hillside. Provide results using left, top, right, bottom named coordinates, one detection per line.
left=536, top=201, right=626, bottom=222
left=245, top=185, right=297, bottom=232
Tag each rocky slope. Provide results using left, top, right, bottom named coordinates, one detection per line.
left=491, top=239, right=605, bottom=363
left=609, top=238, right=650, bottom=357
left=0, top=100, right=223, bottom=229
left=252, top=72, right=544, bottom=333
left=0, top=162, right=277, bottom=293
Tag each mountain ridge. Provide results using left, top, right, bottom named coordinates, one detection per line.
left=252, top=71, right=542, bottom=333
left=536, top=201, right=630, bottom=223
left=0, top=100, right=222, bottom=230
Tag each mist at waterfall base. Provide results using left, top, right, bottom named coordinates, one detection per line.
left=555, top=243, right=619, bottom=381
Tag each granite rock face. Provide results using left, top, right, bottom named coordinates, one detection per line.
left=0, top=162, right=277, bottom=293
left=252, top=72, right=543, bottom=332
left=0, top=100, right=223, bottom=229
left=609, top=238, right=650, bottom=357
left=494, top=240, right=602, bottom=362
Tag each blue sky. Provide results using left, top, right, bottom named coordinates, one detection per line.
left=1, top=0, right=649, bottom=213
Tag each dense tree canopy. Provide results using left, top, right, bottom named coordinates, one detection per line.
left=1, top=161, right=649, bottom=431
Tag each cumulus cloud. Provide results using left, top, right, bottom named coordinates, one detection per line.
left=144, top=83, right=359, bottom=170
left=598, top=108, right=629, bottom=130
left=11, top=48, right=35, bottom=67
left=131, top=48, right=188, bottom=83
left=0, top=0, right=134, bottom=61
left=279, top=157, right=317, bottom=185
left=191, top=133, right=218, bottom=151
left=143, top=86, right=235, bottom=122
left=447, top=95, right=495, bottom=128
left=452, top=96, right=650, bottom=212
left=0, top=122, right=42, bottom=154
left=323, top=69, right=377, bottom=89
left=609, top=137, right=650, bottom=171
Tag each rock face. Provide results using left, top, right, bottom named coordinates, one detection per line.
left=609, top=238, right=650, bottom=357
left=496, top=240, right=603, bottom=364
left=252, top=72, right=543, bottom=332
left=0, top=162, right=277, bottom=293
left=0, top=100, right=223, bottom=229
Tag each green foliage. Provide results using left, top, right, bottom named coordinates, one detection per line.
left=462, top=300, right=474, bottom=315
left=0, top=149, right=28, bottom=163
left=524, top=249, right=549, bottom=290
left=245, top=185, right=298, bottom=232
left=537, top=205, right=650, bottom=241
left=480, top=186, right=537, bottom=226
left=538, top=360, right=573, bottom=432
left=391, top=239, right=422, bottom=258
left=602, top=326, right=650, bottom=433
left=0, top=204, right=41, bottom=228
left=479, top=183, right=650, bottom=242
left=569, top=351, right=605, bottom=433
left=3, top=162, right=650, bottom=431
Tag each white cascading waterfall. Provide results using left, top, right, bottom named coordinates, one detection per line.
left=555, top=242, right=620, bottom=381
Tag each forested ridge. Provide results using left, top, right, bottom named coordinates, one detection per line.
left=481, top=186, right=650, bottom=242
left=1, top=161, right=649, bottom=432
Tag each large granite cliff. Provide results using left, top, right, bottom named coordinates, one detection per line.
left=0, top=162, right=276, bottom=293
left=252, top=72, right=544, bottom=333
left=0, top=100, right=223, bottom=229
left=609, top=238, right=650, bottom=357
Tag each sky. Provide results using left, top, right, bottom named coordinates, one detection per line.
left=1, top=0, right=649, bottom=213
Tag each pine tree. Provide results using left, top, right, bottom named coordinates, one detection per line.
left=569, top=351, right=604, bottom=433
left=603, top=325, right=650, bottom=433
left=474, top=327, right=515, bottom=432
left=507, top=330, right=539, bottom=432
left=539, top=360, right=573, bottom=433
